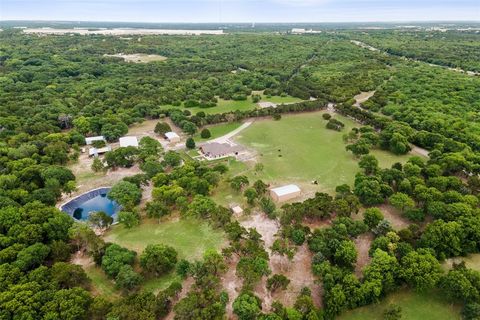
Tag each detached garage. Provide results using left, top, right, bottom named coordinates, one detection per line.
left=270, top=184, right=301, bottom=202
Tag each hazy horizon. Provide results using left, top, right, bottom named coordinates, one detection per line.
left=1, top=0, right=479, bottom=23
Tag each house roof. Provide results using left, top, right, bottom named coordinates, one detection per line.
left=200, top=142, right=242, bottom=157
left=119, top=136, right=139, bottom=148
left=165, top=132, right=180, bottom=140
left=270, top=184, right=301, bottom=196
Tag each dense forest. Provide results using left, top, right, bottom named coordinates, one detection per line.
left=1, top=26, right=480, bottom=320
left=349, top=30, right=480, bottom=72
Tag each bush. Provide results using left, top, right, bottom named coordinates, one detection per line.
left=101, top=244, right=136, bottom=278
left=200, top=129, right=211, bottom=139
left=117, top=211, right=140, bottom=229
left=186, top=137, right=196, bottom=149
left=140, top=244, right=178, bottom=276
left=383, top=304, right=402, bottom=320
left=363, top=207, right=384, bottom=229
left=322, top=113, right=332, bottom=120
left=115, top=265, right=143, bottom=291
left=273, top=113, right=282, bottom=121
left=154, top=122, right=171, bottom=135
left=404, top=208, right=425, bottom=222
left=326, top=118, right=345, bottom=131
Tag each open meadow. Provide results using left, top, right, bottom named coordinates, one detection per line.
left=103, top=217, right=226, bottom=260
left=337, top=289, right=461, bottom=320
left=235, top=111, right=422, bottom=194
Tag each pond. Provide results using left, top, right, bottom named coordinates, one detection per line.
left=60, top=187, right=120, bottom=221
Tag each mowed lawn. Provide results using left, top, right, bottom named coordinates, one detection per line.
left=103, top=218, right=226, bottom=260
left=194, top=122, right=243, bottom=141
left=236, top=112, right=421, bottom=193
left=337, top=289, right=461, bottom=320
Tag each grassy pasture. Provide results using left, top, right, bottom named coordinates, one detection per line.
left=194, top=122, right=243, bottom=141
left=103, top=218, right=226, bottom=260
left=235, top=111, right=420, bottom=194
left=94, top=217, right=225, bottom=294
left=337, top=289, right=460, bottom=320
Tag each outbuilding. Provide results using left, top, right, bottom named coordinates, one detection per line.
left=165, top=131, right=180, bottom=143
left=89, top=146, right=112, bottom=157
left=119, top=136, right=139, bottom=148
left=270, top=184, right=301, bottom=202
left=85, top=136, right=105, bottom=145
left=231, top=205, right=244, bottom=215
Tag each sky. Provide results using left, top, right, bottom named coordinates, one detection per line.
left=1, top=0, right=479, bottom=23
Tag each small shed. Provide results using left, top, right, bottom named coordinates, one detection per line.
left=119, top=136, right=139, bottom=148
left=165, top=131, right=180, bottom=143
left=231, top=206, right=243, bottom=215
left=89, top=146, right=112, bottom=157
left=270, top=184, right=301, bottom=202
left=85, top=136, right=105, bottom=145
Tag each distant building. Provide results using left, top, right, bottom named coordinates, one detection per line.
left=119, top=136, right=139, bottom=148
left=85, top=136, right=105, bottom=145
left=258, top=101, right=277, bottom=109
left=199, top=142, right=242, bottom=159
left=270, top=184, right=301, bottom=202
left=165, top=131, right=180, bottom=143
left=89, top=146, right=112, bottom=157
left=291, top=28, right=321, bottom=34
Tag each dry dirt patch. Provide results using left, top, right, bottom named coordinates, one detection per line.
left=237, top=213, right=321, bottom=310
left=354, top=233, right=373, bottom=278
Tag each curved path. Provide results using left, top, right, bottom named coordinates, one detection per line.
left=208, top=121, right=253, bottom=144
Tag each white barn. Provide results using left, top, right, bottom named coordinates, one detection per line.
left=270, top=184, right=301, bottom=202
left=85, top=136, right=105, bottom=145
left=119, top=136, right=139, bottom=148
left=165, top=132, right=180, bottom=143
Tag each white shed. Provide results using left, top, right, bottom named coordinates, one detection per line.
left=119, top=136, right=139, bottom=148
left=231, top=206, right=244, bottom=215
left=165, top=132, right=180, bottom=143
left=85, top=136, right=105, bottom=145
left=89, top=146, right=112, bottom=157
left=270, top=184, right=301, bottom=202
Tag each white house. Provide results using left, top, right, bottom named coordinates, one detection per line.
left=199, top=142, right=242, bottom=159
left=85, top=136, right=105, bottom=145
left=165, top=132, right=180, bottom=143
left=270, top=184, right=301, bottom=202
left=119, top=136, right=139, bottom=148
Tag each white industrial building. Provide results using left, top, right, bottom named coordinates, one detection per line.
left=270, top=184, right=301, bottom=202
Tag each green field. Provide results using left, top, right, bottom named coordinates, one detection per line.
left=84, top=264, right=119, bottom=299
left=194, top=122, right=243, bottom=141
left=337, top=289, right=460, bottom=320
left=236, top=112, right=422, bottom=193
left=104, top=218, right=226, bottom=260
left=166, top=94, right=303, bottom=115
